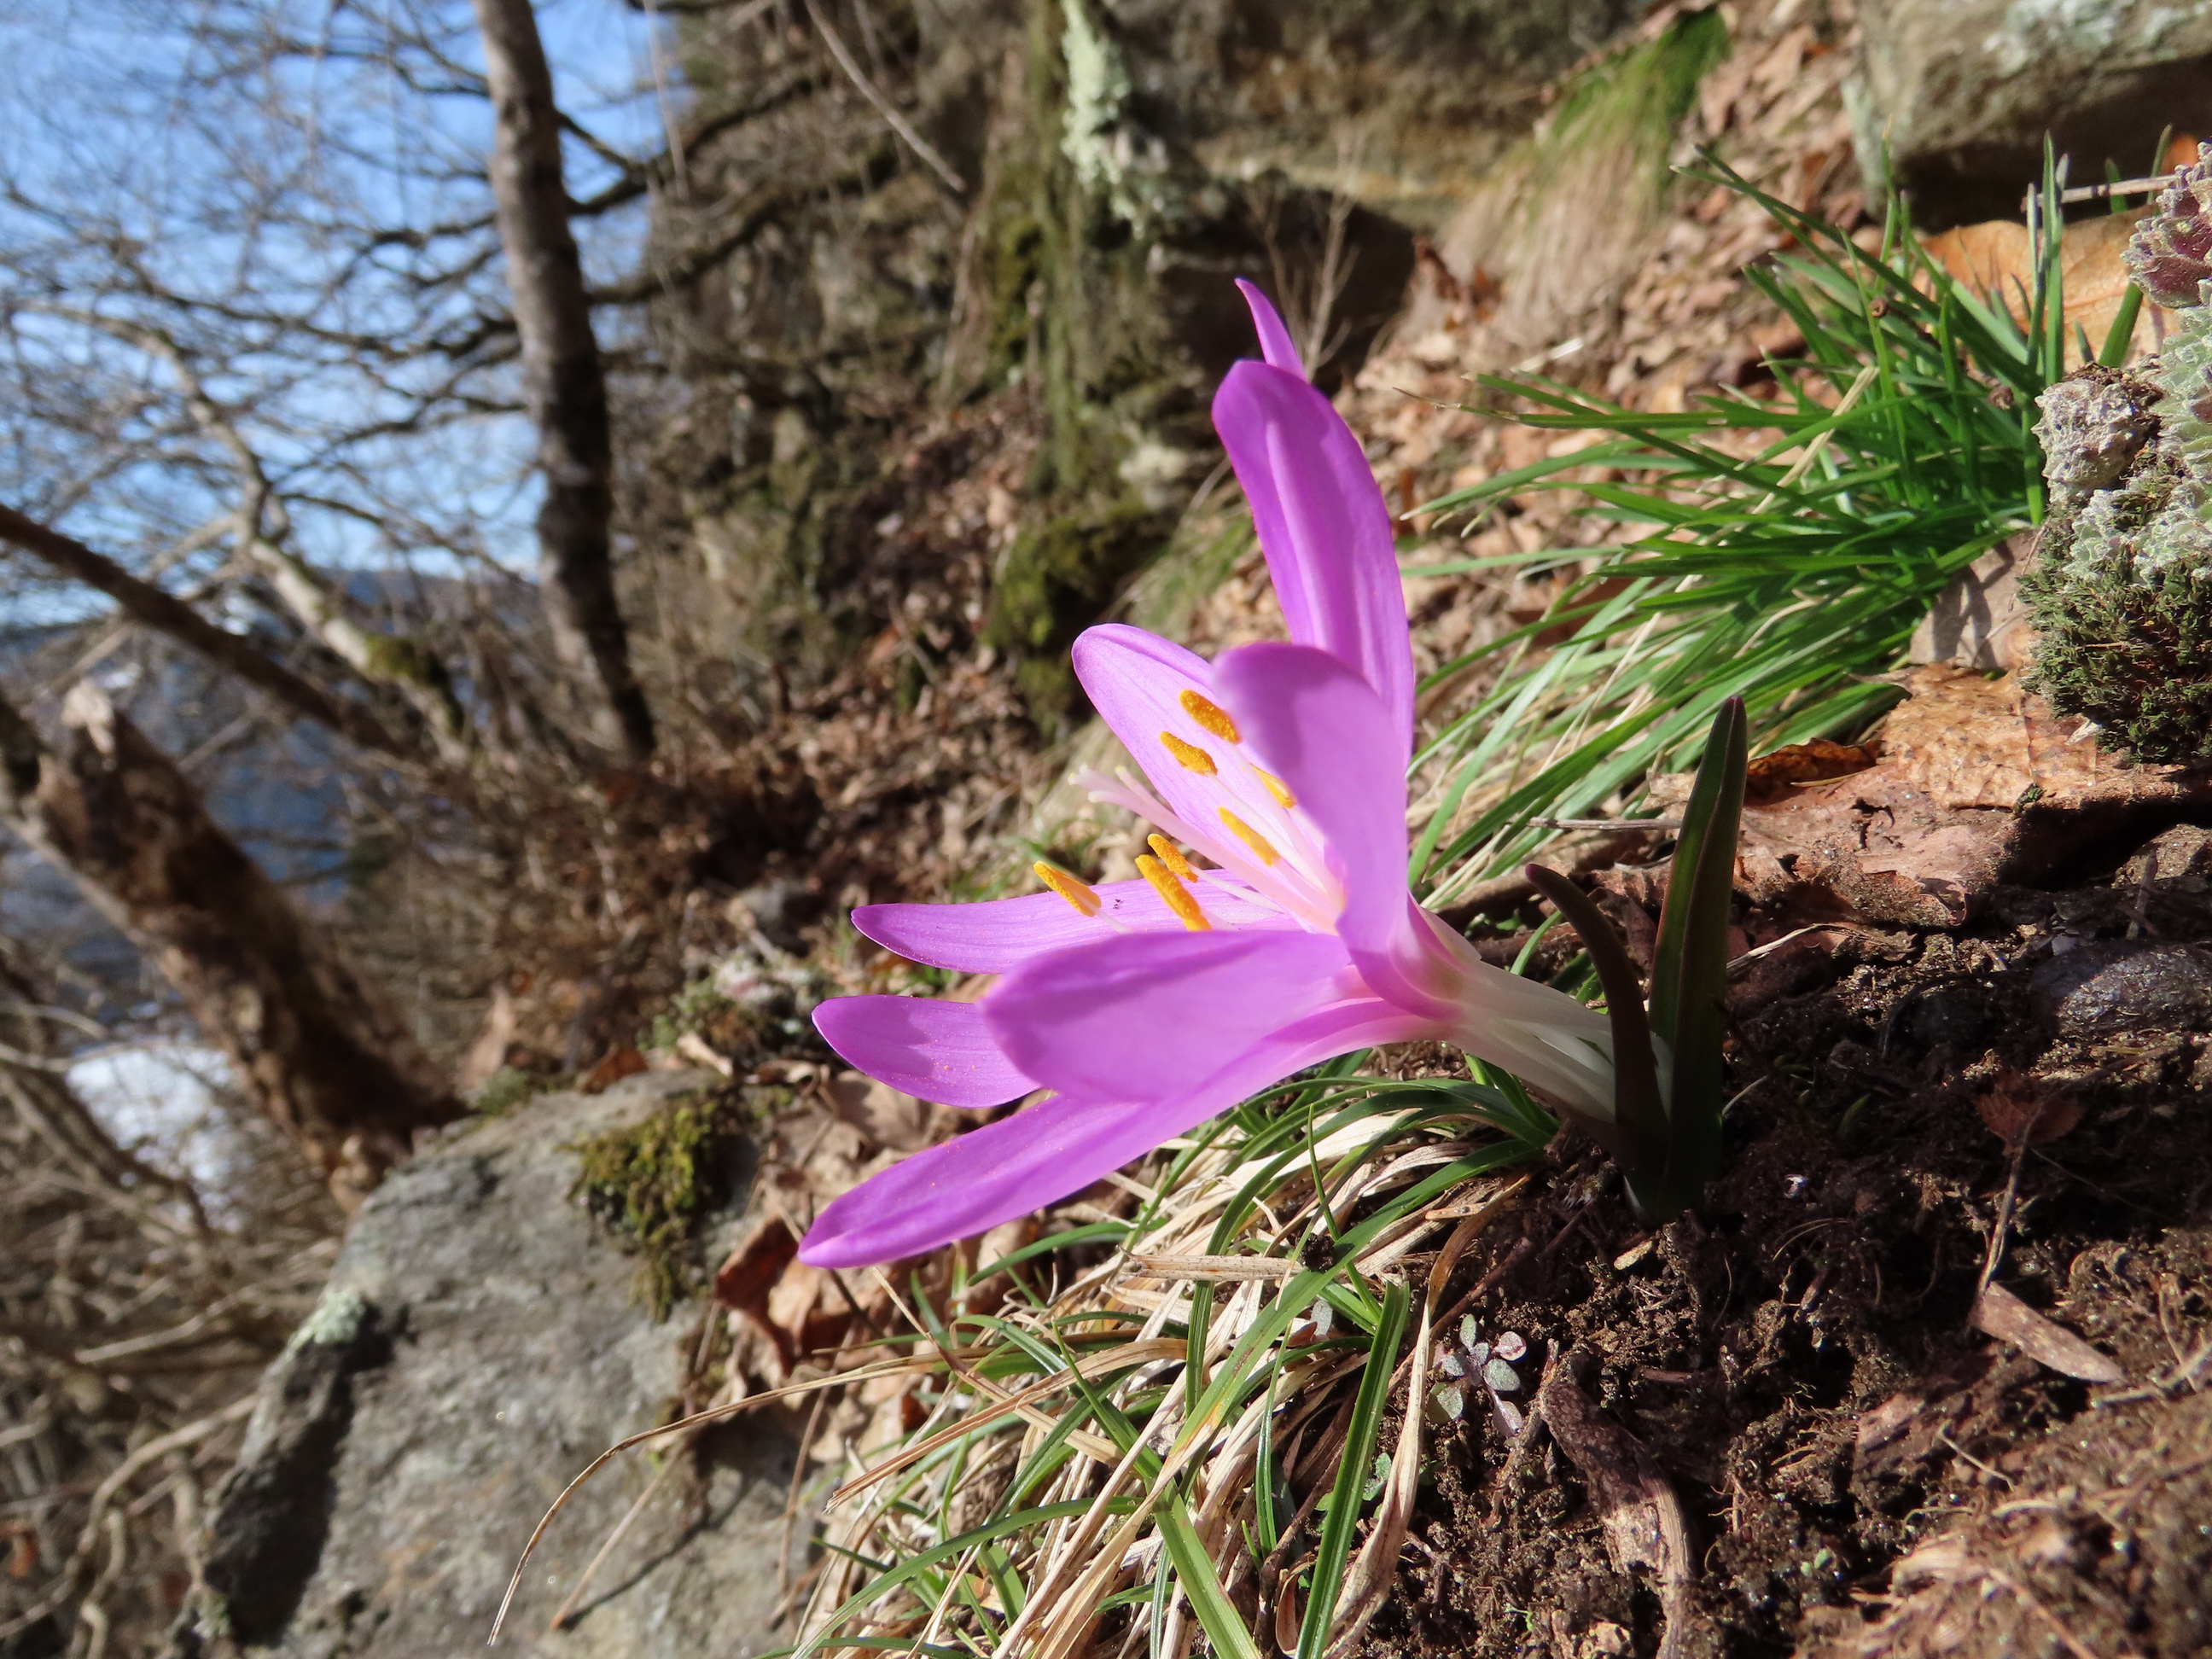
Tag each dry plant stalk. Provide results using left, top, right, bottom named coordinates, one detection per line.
left=776, top=1074, right=1543, bottom=1659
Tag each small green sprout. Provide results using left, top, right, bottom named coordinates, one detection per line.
left=1526, top=695, right=1749, bottom=1220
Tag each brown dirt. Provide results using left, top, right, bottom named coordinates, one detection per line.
left=1354, top=823, right=2212, bottom=1658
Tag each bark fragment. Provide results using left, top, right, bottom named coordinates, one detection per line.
left=0, top=683, right=460, bottom=1206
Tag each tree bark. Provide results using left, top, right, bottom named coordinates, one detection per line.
left=0, top=683, right=462, bottom=1208
left=471, top=0, right=656, bottom=763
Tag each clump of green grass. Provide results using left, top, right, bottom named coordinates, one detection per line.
left=1408, top=160, right=2067, bottom=904
left=754, top=160, right=2121, bottom=1659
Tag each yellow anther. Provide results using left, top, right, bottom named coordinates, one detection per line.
left=1158, top=731, right=1218, bottom=776
left=1254, top=766, right=1297, bottom=809
left=1033, top=861, right=1102, bottom=918
left=1217, top=808, right=1282, bottom=866
left=1136, top=853, right=1211, bottom=930
left=1179, top=689, right=1242, bottom=743
left=1147, top=834, right=1197, bottom=882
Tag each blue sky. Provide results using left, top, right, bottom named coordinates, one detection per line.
left=0, top=0, right=684, bottom=623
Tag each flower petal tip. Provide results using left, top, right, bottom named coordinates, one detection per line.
left=1235, top=277, right=1307, bottom=378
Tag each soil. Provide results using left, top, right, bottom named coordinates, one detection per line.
left=1354, top=820, right=2212, bottom=1659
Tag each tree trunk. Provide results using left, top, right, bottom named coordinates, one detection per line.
left=471, top=0, right=656, bottom=763
left=0, top=683, right=462, bottom=1208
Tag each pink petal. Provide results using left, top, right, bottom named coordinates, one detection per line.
left=1213, top=643, right=1460, bottom=1020
left=1069, top=625, right=1240, bottom=842
left=798, top=1092, right=1150, bottom=1266
left=855, top=879, right=1295, bottom=975
left=1236, top=277, right=1306, bottom=376
left=1211, top=361, right=1412, bottom=754
left=798, top=997, right=1435, bottom=1267
left=812, top=996, right=1037, bottom=1109
left=983, top=928, right=1365, bottom=1102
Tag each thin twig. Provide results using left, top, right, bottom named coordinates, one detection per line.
left=545, top=1430, right=690, bottom=1633
left=800, top=0, right=964, bottom=192
left=487, top=1354, right=932, bottom=1644
left=777, top=1390, right=829, bottom=1601
left=1972, top=1135, right=2029, bottom=1313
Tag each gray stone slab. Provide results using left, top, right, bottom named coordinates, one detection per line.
left=1851, top=0, right=2212, bottom=226
left=183, top=1072, right=798, bottom=1658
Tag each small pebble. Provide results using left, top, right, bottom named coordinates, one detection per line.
left=2029, top=942, right=2212, bottom=1038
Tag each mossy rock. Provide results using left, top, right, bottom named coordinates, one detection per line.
left=567, top=1091, right=749, bottom=1320
left=986, top=501, right=1173, bottom=724
left=2023, top=548, right=2212, bottom=765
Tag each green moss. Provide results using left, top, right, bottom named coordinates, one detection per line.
left=2024, top=183, right=2212, bottom=765
left=469, top=1065, right=550, bottom=1119
left=358, top=631, right=446, bottom=690
left=985, top=502, right=1173, bottom=725
left=1527, top=8, right=1730, bottom=193
left=2023, top=537, right=2212, bottom=765
left=567, top=1093, right=741, bottom=1320
left=643, top=977, right=740, bottom=1055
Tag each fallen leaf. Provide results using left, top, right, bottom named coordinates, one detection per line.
left=1710, top=667, right=2212, bottom=928
left=1975, top=1079, right=2082, bottom=1148
left=713, top=1212, right=799, bottom=1318
left=674, top=1029, right=736, bottom=1079
left=580, top=1046, right=649, bottom=1094
left=824, top=1070, right=937, bottom=1151
left=1971, top=1282, right=2125, bottom=1385
left=1745, top=737, right=1878, bottom=803
left=1923, top=210, right=2153, bottom=363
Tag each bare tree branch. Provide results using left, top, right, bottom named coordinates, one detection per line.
left=30, top=304, right=475, bottom=764
left=800, top=0, right=963, bottom=193
left=0, top=502, right=422, bottom=765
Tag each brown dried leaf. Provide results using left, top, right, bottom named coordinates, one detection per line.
left=1923, top=211, right=2153, bottom=362
left=1744, top=738, right=1878, bottom=803
left=1970, top=1283, right=2125, bottom=1385
left=1727, top=667, right=2212, bottom=928
left=1975, top=1079, right=2083, bottom=1149
left=579, top=1045, right=649, bottom=1094
left=1876, top=666, right=2109, bottom=812
left=713, top=1212, right=799, bottom=1318
left=824, top=1071, right=937, bottom=1152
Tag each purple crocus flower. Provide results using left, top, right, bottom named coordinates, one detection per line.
left=799, top=282, right=1615, bottom=1267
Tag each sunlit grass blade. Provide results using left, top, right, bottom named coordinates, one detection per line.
left=1406, top=155, right=2059, bottom=899
left=1295, top=1278, right=1409, bottom=1659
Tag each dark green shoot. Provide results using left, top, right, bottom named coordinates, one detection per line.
left=1524, top=696, right=1748, bottom=1218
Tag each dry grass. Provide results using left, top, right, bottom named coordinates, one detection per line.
left=774, top=1062, right=1557, bottom=1659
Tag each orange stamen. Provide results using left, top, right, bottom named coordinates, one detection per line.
left=1217, top=808, right=1281, bottom=866
left=1136, top=854, right=1210, bottom=930
left=1147, top=835, right=1197, bottom=882
left=1033, top=861, right=1102, bottom=917
left=1179, top=690, right=1242, bottom=743
left=1158, top=731, right=1217, bottom=776
left=1254, top=766, right=1297, bottom=809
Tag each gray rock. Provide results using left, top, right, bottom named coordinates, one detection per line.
left=183, top=1072, right=798, bottom=1659
left=2029, top=941, right=2212, bottom=1038
left=1850, top=0, right=2212, bottom=226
